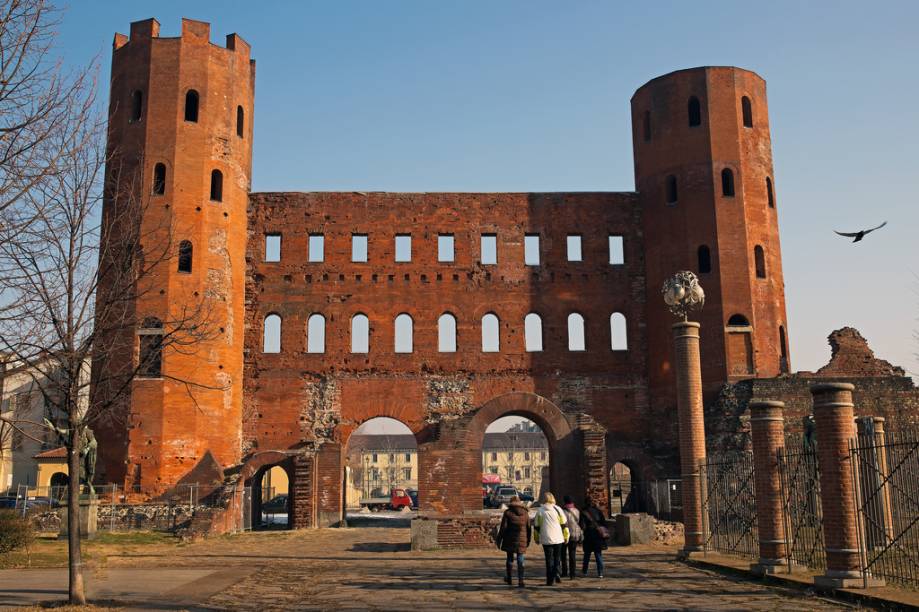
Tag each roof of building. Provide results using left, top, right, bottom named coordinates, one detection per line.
left=33, top=447, right=66, bottom=460
left=348, top=432, right=548, bottom=452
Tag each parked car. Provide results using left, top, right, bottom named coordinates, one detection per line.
left=405, top=488, right=419, bottom=509
left=0, top=496, right=17, bottom=509
left=262, top=494, right=288, bottom=513
left=490, top=486, right=519, bottom=508
left=360, top=488, right=413, bottom=511
left=518, top=490, right=535, bottom=505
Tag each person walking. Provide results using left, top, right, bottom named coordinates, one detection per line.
left=580, top=496, right=609, bottom=578
left=560, top=495, right=582, bottom=580
left=534, top=491, right=569, bottom=586
left=496, top=495, right=531, bottom=588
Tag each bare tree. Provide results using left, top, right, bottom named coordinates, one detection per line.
left=0, top=0, right=95, bottom=217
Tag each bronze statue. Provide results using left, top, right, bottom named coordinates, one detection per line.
left=44, top=419, right=98, bottom=495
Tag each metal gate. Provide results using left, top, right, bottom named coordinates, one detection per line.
left=850, top=427, right=919, bottom=589
left=241, top=486, right=253, bottom=531
left=701, top=452, right=758, bottom=558
left=778, top=439, right=826, bottom=571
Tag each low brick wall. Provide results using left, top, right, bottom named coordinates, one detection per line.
left=411, top=513, right=501, bottom=550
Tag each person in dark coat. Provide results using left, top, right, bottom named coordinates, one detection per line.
left=497, top=496, right=531, bottom=587
left=579, top=496, right=609, bottom=577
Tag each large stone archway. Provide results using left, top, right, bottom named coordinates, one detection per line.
left=418, top=392, right=606, bottom=514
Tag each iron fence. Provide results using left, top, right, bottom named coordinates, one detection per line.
left=643, top=479, right=682, bottom=522
left=778, top=437, right=826, bottom=572
left=850, top=427, right=919, bottom=590
left=700, top=452, right=758, bottom=559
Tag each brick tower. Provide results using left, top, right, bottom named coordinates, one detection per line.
left=632, top=67, right=789, bottom=409
left=92, top=19, right=254, bottom=492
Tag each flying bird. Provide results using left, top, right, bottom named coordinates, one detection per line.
left=834, top=221, right=887, bottom=243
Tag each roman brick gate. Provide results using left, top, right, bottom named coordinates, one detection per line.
left=234, top=392, right=609, bottom=537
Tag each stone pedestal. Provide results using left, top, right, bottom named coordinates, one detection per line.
left=672, top=321, right=706, bottom=554
left=614, top=513, right=655, bottom=545
left=59, top=499, right=98, bottom=539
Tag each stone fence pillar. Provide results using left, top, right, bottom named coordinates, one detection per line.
left=811, top=383, right=881, bottom=588
left=672, top=321, right=706, bottom=555
left=749, top=400, right=787, bottom=575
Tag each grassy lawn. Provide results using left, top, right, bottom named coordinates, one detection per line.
left=0, top=531, right=180, bottom=570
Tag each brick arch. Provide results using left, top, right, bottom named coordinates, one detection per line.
left=240, top=450, right=296, bottom=486
left=335, top=410, right=427, bottom=444
left=464, top=392, right=573, bottom=446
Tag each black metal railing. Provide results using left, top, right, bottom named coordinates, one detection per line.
left=701, top=452, right=758, bottom=559
left=850, top=427, right=919, bottom=590
left=778, top=437, right=826, bottom=572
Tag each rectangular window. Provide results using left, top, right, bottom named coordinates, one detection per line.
left=403, top=468, right=412, bottom=480
left=540, top=452, right=546, bottom=460
left=491, top=452, right=497, bottom=461
left=524, top=467, right=531, bottom=478
left=352, top=234, right=368, bottom=262
left=567, top=235, right=582, bottom=261
left=438, top=234, right=454, bottom=262
left=308, top=234, right=324, bottom=262
left=138, top=333, right=163, bottom=378
left=372, top=453, right=378, bottom=463
left=507, top=452, right=513, bottom=461
left=524, top=452, right=530, bottom=461
left=395, top=234, right=411, bottom=262
left=524, top=234, right=540, bottom=266
left=389, top=454, right=395, bottom=462
left=265, top=234, right=281, bottom=262
left=490, top=466, right=498, bottom=474
left=404, top=453, right=411, bottom=462
left=481, top=234, right=497, bottom=265
left=609, top=235, right=624, bottom=265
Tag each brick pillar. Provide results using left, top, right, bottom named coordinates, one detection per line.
left=672, top=321, right=706, bottom=554
left=749, top=400, right=787, bottom=575
left=289, top=454, right=315, bottom=529
left=855, top=416, right=894, bottom=551
left=811, top=383, right=880, bottom=588
left=581, top=429, right=609, bottom=516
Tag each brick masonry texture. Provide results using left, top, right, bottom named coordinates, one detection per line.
left=91, top=19, right=919, bottom=533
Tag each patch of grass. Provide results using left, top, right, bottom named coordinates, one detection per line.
left=0, top=531, right=180, bottom=569
left=88, top=531, right=174, bottom=546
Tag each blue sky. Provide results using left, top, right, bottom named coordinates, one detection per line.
left=59, top=1, right=919, bottom=380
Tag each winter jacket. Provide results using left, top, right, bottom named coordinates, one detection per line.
left=534, top=503, right=569, bottom=545
left=498, top=501, right=531, bottom=553
left=580, top=505, right=609, bottom=552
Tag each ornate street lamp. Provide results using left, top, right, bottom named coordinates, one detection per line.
left=662, top=271, right=707, bottom=557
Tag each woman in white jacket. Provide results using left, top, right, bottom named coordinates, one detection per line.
left=533, top=491, right=569, bottom=585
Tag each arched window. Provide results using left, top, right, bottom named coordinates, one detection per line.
left=394, top=313, right=413, bottom=353
left=130, top=90, right=143, bottom=122
left=610, top=312, right=628, bottom=351
left=177, top=240, right=192, bottom=273
left=524, top=313, right=543, bottom=352
left=263, top=314, right=281, bottom=353
left=184, top=90, right=199, bottom=122
left=721, top=168, right=735, bottom=197
left=210, top=169, right=223, bottom=202
left=138, top=317, right=163, bottom=377
left=642, top=110, right=651, bottom=141
left=568, top=313, right=586, bottom=351
left=481, top=313, right=500, bottom=353
left=741, top=96, right=753, bottom=128
left=688, top=96, right=702, bottom=127
left=351, top=314, right=369, bottom=354
left=438, top=313, right=457, bottom=353
left=779, top=325, right=789, bottom=373
left=766, top=177, right=774, bottom=208
left=665, top=175, right=678, bottom=204
left=152, top=163, right=166, bottom=195
left=697, top=245, right=712, bottom=274
left=307, top=314, right=325, bottom=354
left=236, top=105, right=245, bottom=138
left=727, top=314, right=750, bottom=327
left=754, top=245, right=766, bottom=278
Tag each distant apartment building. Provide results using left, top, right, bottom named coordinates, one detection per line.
left=344, top=431, right=548, bottom=507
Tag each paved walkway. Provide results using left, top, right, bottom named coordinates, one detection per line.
left=0, top=528, right=853, bottom=610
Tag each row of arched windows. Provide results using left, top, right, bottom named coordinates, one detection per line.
left=642, top=94, right=756, bottom=140
left=150, top=164, right=223, bottom=202
left=663, top=171, right=775, bottom=206
left=262, top=312, right=630, bottom=354
left=129, top=88, right=245, bottom=138
left=695, top=244, right=768, bottom=278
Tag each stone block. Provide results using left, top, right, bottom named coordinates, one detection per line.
left=615, top=513, right=655, bottom=546
left=59, top=499, right=98, bottom=539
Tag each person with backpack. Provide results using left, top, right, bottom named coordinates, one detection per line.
left=533, top=491, right=569, bottom=586
left=495, top=495, right=531, bottom=588
left=579, top=496, right=609, bottom=578
left=560, top=495, right=582, bottom=580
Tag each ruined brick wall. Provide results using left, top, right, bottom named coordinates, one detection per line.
left=705, top=329, right=919, bottom=454
left=244, top=192, right=651, bottom=520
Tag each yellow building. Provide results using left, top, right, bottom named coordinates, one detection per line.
left=481, top=432, right=549, bottom=497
